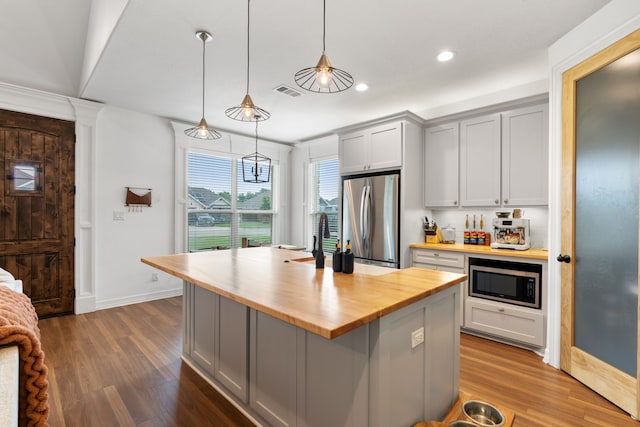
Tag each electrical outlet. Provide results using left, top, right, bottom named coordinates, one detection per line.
left=113, top=211, right=125, bottom=221
left=151, top=272, right=159, bottom=282
left=411, top=327, right=424, bottom=349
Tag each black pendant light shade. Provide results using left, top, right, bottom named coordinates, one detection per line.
left=294, top=0, right=353, bottom=93
left=226, top=0, right=270, bottom=122
left=185, top=31, right=222, bottom=140
left=242, top=120, right=271, bottom=183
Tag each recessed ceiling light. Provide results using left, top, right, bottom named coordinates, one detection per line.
left=437, top=51, right=455, bottom=62
left=355, top=83, right=369, bottom=91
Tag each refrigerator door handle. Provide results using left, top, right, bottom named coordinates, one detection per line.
left=359, top=184, right=367, bottom=243
left=363, top=182, right=371, bottom=256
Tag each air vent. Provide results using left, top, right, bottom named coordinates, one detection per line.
left=273, top=85, right=302, bottom=98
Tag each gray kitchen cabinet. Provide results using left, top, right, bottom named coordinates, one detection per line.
left=501, top=104, right=549, bottom=206
left=464, top=297, right=544, bottom=347
left=340, top=122, right=402, bottom=174
left=412, top=248, right=466, bottom=325
left=190, top=283, right=216, bottom=374
left=337, top=114, right=425, bottom=268
left=215, top=296, right=249, bottom=403
left=370, top=285, right=460, bottom=424
left=429, top=101, right=549, bottom=208
left=298, top=325, right=369, bottom=427
left=183, top=279, right=460, bottom=427
left=184, top=283, right=250, bottom=403
left=249, top=310, right=297, bottom=427
left=459, top=114, right=502, bottom=207
left=424, top=122, right=459, bottom=207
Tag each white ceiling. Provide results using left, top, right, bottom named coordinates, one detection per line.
left=0, top=0, right=611, bottom=144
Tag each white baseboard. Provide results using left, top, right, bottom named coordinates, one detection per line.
left=95, top=287, right=183, bottom=311
left=75, top=295, right=96, bottom=314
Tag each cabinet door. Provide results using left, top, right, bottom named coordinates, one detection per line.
left=191, top=285, right=216, bottom=374
left=424, top=123, right=459, bottom=207
left=502, top=104, right=549, bottom=206
left=340, top=132, right=368, bottom=173
left=460, top=114, right=501, bottom=206
left=368, top=123, right=402, bottom=171
left=215, top=296, right=249, bottom=403
left=250, top=311, right=297, bottom=427
left=464, top=298, right=544, bottom=347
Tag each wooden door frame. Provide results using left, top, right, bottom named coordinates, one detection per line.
left=560, top=29, right=640, bottom=417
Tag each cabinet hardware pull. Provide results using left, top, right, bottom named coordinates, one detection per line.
left=504, top=199, right=508, bottom=204
left=556, top=254, right=571, bottom=263
left=453, top=201, right=457, bottom=205
left=494, top=199, right=499, bottom=204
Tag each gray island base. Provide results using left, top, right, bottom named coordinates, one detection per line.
left=142, top=248, right=464, bottom=427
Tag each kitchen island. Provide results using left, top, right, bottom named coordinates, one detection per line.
left=142, top=247, right=466, bottom=427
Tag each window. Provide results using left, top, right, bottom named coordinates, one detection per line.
left=187, top=151, right=274, bottom=251
left=310, top=158, right=339, bottom=252
left=7, top=161, right=42, bottom=195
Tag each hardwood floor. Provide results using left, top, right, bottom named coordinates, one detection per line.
left=38, top=297, right=637, bottom=426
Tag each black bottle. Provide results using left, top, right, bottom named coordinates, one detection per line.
left=342, top=240, right=354, bottom=274
left=333, top=240, right=343, bottom=272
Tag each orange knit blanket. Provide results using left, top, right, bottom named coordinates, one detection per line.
left=0, top=286, right=49, bottom=426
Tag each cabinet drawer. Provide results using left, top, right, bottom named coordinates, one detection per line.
left=464, top=298, right=544, bottom=347
left=412, top=250, right=464, bottom=269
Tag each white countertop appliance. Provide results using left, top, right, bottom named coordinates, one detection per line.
left=490, top=218, right=530, bottom=250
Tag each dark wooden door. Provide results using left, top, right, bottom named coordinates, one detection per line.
left=0, top=109, right=75, bottom=317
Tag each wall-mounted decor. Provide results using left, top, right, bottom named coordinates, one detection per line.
left=125, top=187, right=152, bottom=211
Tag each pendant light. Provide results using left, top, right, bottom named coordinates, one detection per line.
left=294, top=0, right=353, bottom=93
left=225, top=0, right=270, bottom=122
left=241, top=119, right=271, bottom=183
left=184, top=31, right=222, bottom=140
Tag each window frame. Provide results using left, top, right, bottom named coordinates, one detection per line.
left=307, top=156, right=340, bottom=253
left=186, top=147, right=278, bottom=251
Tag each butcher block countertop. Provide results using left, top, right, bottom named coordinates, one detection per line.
left=410, top=243, right=549, bottom=261
left=142, top=247, right=466, bottom=339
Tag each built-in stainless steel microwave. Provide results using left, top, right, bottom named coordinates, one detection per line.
left=468, top=257, right=542, bottom=309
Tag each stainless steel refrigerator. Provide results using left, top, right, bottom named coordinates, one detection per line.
left=342, top=171, right=400, bottom=268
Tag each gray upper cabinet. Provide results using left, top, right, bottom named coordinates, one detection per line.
left=340, top=122, right=403, bottom=174
left=424, top=122, right=459, bottom=207
left=460, top=114, right=502, bottom=207
left=501, top=104, right=549, bottom=206
left=426, top=102, right=549, bottom=208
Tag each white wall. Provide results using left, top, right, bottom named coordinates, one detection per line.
left=546, top=0, right=640, bottom=367
left=94, top=106, right=182, bottom=309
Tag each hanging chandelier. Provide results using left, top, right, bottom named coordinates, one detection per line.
left=184, top=31, right=222, bottom=140
left=241, top=119, right=271, bottom=183
left=225, top=0, right=271, bottom=122
left=294, top=0, right=353, bottom=93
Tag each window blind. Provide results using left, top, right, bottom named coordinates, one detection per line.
left=311, top=158, right=339, bottom=252
left=187, top=151, right=274, bottom=251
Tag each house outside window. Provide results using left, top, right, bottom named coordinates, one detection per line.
left=187, top=151, right=274, bottom=251
left=310, top=158, right=339, bottom=252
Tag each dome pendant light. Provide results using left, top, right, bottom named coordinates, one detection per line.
left=184, top=31, right=222, bottom=140
left=225, top=0, right=270, bottom=122
left=294, top=0, right=353, bottom=93
left=241, top=119, right=271, bottom=183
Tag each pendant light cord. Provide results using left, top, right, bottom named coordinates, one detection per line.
left=201, top=33, right=206, bottom=118
left=246, top=0, right=251, bottom=95
left=322, top=0, right=326, bottom=54
left=254, top=120, right=258, bottom=153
